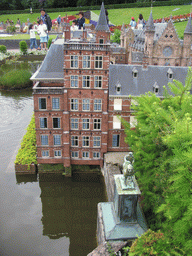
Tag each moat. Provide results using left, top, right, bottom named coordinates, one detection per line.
left=0, top=89, right=107, bottom=256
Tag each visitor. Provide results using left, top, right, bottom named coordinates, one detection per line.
left=57, top=15, right=61, bottom=25
left=40, top=8, right=52, bottom=32
left=77, top=11, right=85, bottom=30
left=71, top=20, right=78, bottom=31
left=17, top=18, right=21, bottom=25
left=37, top=19, right=48, bottom=50
left=137, top=14, right=145, bottom=30
left=129, top=17, right=136, bottom=29
left=64, top=14, right=69, bottom=23
left=29, top=24, right=38, bottom=51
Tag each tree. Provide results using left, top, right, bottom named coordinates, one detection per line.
left=111, top=29, right=121, bottom=44
left=122, top=68, right=192, bottom=254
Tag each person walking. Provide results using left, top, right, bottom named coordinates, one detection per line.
left=29, top=24, right=38, bottom=51
left=137, top=14, right=145, bottom=30
left=40, top=8, right=52, bottom=32
left=77, top=11, right=85, bottom=30
left=37, top=19, right=48, bottom=50
left=129, top=17, right=136, bottom=29
left=57, top=15, right=61, bottom=25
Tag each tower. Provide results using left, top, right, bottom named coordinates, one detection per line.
left=182, top=16, right=192, bottom=66
left=144, top=11, right=155, bottom=65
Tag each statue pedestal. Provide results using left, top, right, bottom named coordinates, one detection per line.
left=97, top=175, right=147, bottom=243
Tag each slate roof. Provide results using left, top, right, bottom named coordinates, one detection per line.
left=145, top=11, right=155, bottom=31
left=95, top=2, right=110, bottom=32
left=109, top=64, right=189, bottom=97
left=31, top=40, right=64, bottom=81
left=185, top=16, right=192, bottom=34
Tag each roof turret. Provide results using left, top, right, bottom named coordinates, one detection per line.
left=95, top=2, right=110, bottom=32
left=145, top=11, right=155, bottom=31
left=184, top=16, right=192, bottom=34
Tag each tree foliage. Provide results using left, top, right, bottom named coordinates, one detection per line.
left=122, top=68, right=192, bottom=254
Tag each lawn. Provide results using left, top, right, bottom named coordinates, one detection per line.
left=0, top=33, right=57, bottom=40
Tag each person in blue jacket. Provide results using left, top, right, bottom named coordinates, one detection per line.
left=77, top=12, right=85, bottom=30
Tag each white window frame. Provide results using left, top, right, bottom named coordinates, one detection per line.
left=93, top=136, right=101, bottom=148
left=94, top=99, right=102, bottom=111
left=112, top=134, right=120, bottom=147
left=82, top=55, right=90, bottom=69
left=93, top=119, right=101, bottom=130
left=41, top=135, right=49, bottom=146
left=82, top=75, right=90, bottom=88
left=95, top=56, right=103, bottom=69
left=53, top=117, right=61, bottom=129
left=70, top=75, right=78, bottom=88
left=71, top=118, right=79, bottom=130
left=94, top=75, right=102, bottom=88
left=71, top=151, right=79, bottom=158
left=130, top=116, right=137, bottom=128
left=71, top=136, right=79, bottom=147
left=82, top=136, right=90, bottom=147
left=82, top=99, right=90, bottom=111
left=93, top=152, right=100, bottom=159
left=82, top=118, right=90, bottom=130
left=42, top=150, right=49, bottom=157
left=40, top=117, right=47, bottom=129
left=114, top=99, right=122, bottom=111
left=71, top=55, right=78, bottom=68
left=53, top=135, right=61, bottom=146
left=54, top=150, right=62, bottom=157
left=82, top=151, right=89, bottom=159
left=52, top=98, right=60, bottom=110
left=70, top=99, right=78, bottom=111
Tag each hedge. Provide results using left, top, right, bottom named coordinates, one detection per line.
left=0, top=1, right=191, bottom=15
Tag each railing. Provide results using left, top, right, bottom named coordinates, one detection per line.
left=64, top=43, right=111, bottom=51
left=33, top=87, right=64, bottom=94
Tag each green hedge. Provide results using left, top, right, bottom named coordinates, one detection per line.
left=0, top=1, right=190, bottom=15
left=15, top=114, right=37, bottom=167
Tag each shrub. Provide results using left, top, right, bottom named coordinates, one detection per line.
left=111, top=29, right=121, bottom=44
left=6, top=25, right=16, bottom=34
left=19, top=41, right=28, bottom=55
left=0, top=45, right=7, bottom=54
left=47, top=38, right=52, bottom=49
left=0, top=69, right=32, bottom=89
left=15, top=114, right=37, bottom=167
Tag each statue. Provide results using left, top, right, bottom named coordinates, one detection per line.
left=122, top=152, right=135, bottom=188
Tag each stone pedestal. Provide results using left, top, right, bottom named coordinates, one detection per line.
left=97, top=174, right=147, bottom=243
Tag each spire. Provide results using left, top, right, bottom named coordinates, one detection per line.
left=95, top=2, right=110, bottom=32
left=121, top=23, right=125, bottom=32
left=184, top=16, right=192, bottom=34
left=145, top=11, right=155, bottom=31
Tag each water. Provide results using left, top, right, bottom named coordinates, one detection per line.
left=0, top=89, right=107, bottom=256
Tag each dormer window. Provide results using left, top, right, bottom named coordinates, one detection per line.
left=116, top=82, right=121, bottom=93
left=132, top=67, right=138, bottom=78
left=153, top=82, right=159, bottom=94
left=167, top=68, right=173, bottom=79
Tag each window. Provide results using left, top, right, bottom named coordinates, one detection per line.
left=93, top=136, right=101, bottom=147
left=71, top=99, right=78, bottom=111
left=53, top=118, right=60, bottom=129
left=54, top=150, right=61, bottom=157
left=82, top=119, right=89, bottom=130
left=153, top=82, right=159, bottom=94
left=112, top=134, right=120, bottom=147
left=70, top=75, right=78, bottom=87
left=40, top=118, right=47, bottom=128
left=82, top=99, right=90, bottom=111
left=71, top=55, right=78, bottom=68
left=83, top=55, right=90, bottom=68
left=42, top=150, right=49, bottom=157
left=41, top=135, right=48, bottom=145
left=52, top=98, right=60, bottom=110
left=94, top=99, right=102, bottom=111
left=53, top=135, right=61, bottom=145
left=72, top=151, right=79, bottom=158
left=71, top=136, right=78, bottom=147
left=71, top=118, right=78, bottom=130
left=82, top=76, right=90, bottom=88
left=130, top=116, right=137, bottom=128
left=82, top=151, right=89, bottom=158
left=94, top=119, right=101, bottom=130
left=116, top=84, right=121, bottom=93
left=114, top=99, right=122, bottom=111
left=94, top=76, right=102, bottom=88
left=93, top=152, right=100, bottom=158
left=99, top=39, right=104, bottom=45
left=132, top=67, right=138, bottom=78
left=39, top=98, right=46, bottom=110
left=95, top=56, right=103, bottom=69
left=82, top=136, right=90, bottom=147
left=113, top=116, right=121, bottom=129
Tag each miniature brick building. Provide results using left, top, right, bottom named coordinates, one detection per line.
left=31, top=3, right=190, bottom=167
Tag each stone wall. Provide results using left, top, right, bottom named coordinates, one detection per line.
left=0, top=39, right=40, bottom=49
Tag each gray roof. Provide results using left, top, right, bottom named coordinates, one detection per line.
left=185, top=16, right=192, bottom=34
left=31, top=40, right=64, bottom=81
left=95, top=2, right=110, bottom=32
left=145, top=11, right=155, bottom=31
left=111, top=44, right=126, bottom=54
left=109, top=64, right=189, bottom=97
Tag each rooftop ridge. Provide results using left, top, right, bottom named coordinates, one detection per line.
left=95, top=2, right=110, bottom=32
left=145, top=11, right=155, bottom=31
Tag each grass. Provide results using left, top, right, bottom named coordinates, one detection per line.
left=0, top=33, right=57, bottom=40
